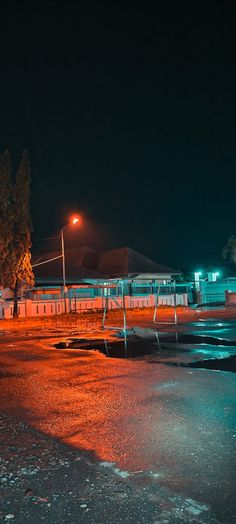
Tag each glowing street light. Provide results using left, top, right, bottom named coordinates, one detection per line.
left=207, top=270, right=220, bottom=282
left=194, top=271, right=202, bottom=292
left=60, top=215, right=81, bottom=312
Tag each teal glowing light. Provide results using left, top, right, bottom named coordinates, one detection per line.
left=194, top=271, right=202, bottom=281
left=211, top=271, right=220, bottom=281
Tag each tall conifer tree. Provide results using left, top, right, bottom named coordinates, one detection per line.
left=0, top=150, right=13, bottom=277
left=0, top=150, right=34, bottom=317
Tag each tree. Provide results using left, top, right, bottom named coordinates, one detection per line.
left=0, top=150, right=13, bottom=280
left=222, top=235, right=236, bottom=265
left=0, top=150, right=34, bottom=317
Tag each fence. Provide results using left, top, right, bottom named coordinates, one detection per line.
left=0, top=292, right=188, bottom=319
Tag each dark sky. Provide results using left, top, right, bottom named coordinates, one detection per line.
left=1, top=1, right=236, bottom=270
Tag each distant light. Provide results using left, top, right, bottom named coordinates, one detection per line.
left=72, top=216, right=80, bottom=225
left=194, top=271, right=202, bottom=281
left=211, top=271, right=220, bottom=281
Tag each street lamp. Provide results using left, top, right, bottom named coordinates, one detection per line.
left=193, top=271, right=202, bottom=293
left=207, top=271, right=220, bottom=282
left=60, top=215, right=81, bottom=312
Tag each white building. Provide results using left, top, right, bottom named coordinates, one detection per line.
left=0, top=246, right=188, bottom=318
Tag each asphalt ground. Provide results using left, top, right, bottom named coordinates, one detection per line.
left=1, top=309, right=236, bottom=523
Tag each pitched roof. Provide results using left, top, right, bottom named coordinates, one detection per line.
left=32, top=246, right=103, bottom=283
left=96, top=247, right=178, bottom=277
left=32, top=245, right=178, bottom=284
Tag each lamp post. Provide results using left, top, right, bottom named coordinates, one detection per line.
left=60, top=216, right=80, bottom=313
left=194, top=271, right=202, bottom=291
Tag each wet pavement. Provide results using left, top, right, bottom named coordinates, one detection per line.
left=0, top=318, right=236, bottom=523
left=53, top=321, right=236, bottom=372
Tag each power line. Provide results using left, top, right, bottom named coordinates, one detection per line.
left=33, top=235, right=60, bottom=242
left=32, top=255, right=62, bottom=268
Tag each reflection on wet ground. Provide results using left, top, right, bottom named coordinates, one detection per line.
left=53, top=322, right=236, bottom=372
left=55, top=337, right=158, bottom=358
left=179, top=355, right=236, bottom=372
left=2, top=318, right=236, bottom=522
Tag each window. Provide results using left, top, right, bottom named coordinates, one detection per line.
left=44, top=305, right=46, bottom=314
left=104, top=285, right=111, bottom=296
left=36, top=306, right=39, bottom=314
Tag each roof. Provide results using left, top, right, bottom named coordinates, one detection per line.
left=96, top=247, right=178, bottom=277
left=32, top=245, right=178, bottom=284
left=32, top=246, right=104, bottom=284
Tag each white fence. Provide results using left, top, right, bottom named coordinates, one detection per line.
left=0, top=293, right=188, bottom=319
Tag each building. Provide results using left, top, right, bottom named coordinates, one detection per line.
left=198, top=277, right=236, bottom=305
left=0, top=246, right=188, bottom=318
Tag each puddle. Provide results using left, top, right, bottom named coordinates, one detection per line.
left=159, top=333, right=236, bottom=346
left=53, top=329, right=236, bottom=371
left=178, top=355, right=236, bottom=373
left=54, top=337, right=161, bottom=359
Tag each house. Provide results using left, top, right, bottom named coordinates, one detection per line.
left=33, top=245, right=178, bottom=285
left=0, top=247, right=187, bottom=318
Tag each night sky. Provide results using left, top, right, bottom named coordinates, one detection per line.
left=1, top=1, right=236, bottom=270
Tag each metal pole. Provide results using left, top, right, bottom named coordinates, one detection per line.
left=102, top=293, right=108, bottom=329
left=104, top=339, right=109, bottom=357
left=124, top=331, right=128, bottom=358
left=153, top=294, right=158, bottom=322
left=173, top=280, right=177, bottom=325
left=122, top=282, right=127, bottom=332
left=153, top=282, right=160, bottom=323
left=74, top=289, right=77, bottom=314
left=61, top=229, right=67, bottom=314
left=155, top=331, right=161, bottom=351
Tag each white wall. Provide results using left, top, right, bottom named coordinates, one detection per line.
left=0, top=293, right=188, bottom=319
